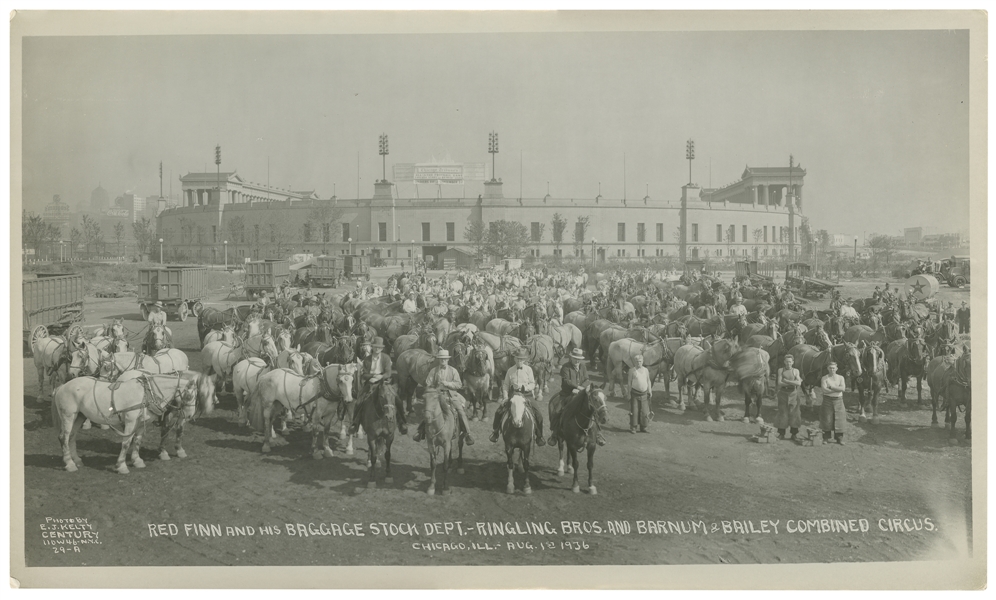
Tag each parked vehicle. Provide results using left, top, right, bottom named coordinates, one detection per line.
left=938, top=255, right=970, bottom=287
left=785, top=262, right=839, bottom=299
left=343, top=255, right=370, bottom=281
left=311, top=255, right=343, bottom=287
left=22, top=273, right=85, bottom=354
left=245, top=259, right=290, bottom=299
left=138, top=266, right=209, bottom=321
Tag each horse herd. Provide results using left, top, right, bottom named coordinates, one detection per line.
left=28, top=278, right=973, bottom=496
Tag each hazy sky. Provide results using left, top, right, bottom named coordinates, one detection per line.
left=21, top=30, right=969, bottom=235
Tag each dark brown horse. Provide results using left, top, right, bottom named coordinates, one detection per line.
left=855, top=343, right=888, bottom=424
left=360, top=382, right=398, bottom=488
left=463, top=345, right=492, bottom=420
left=550, top=384, right=608, bottom=495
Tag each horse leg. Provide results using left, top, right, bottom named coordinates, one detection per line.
left=916, top=376, right=925, bottom=407
left=456, top=432, right=465, bottom=475
left=947, top=406, right=959, bottom=444
left=382, top=439, right=394, bottom=483
left=898, top=375, right=907, bottom=406
left=857, top=386, right=868, bottom=422
left=367, top=438, right=378, bottom=488
left=570, top=446, right=581, bottom=493
left=586, top=444, right=597, bottom=496
left=427, top=446, right=437, bottom=496
left=506, top=446, right=516, bottom=494
left=130, top=420, right=147, bottom=468
left=522, top=446, right=532, bottom=495
left=965, top=403, right=971, bottom=440
left=714, top=386, right=725, bottom=422
left=58, top=407, right=82, bottom=472
left=870, top=387, right=880, bottom=425
left=115, top=432, right=133, bottom=474
left=930, top=392, right=940, bottom=427
left=261, top=402, right=274, bottom=453
left=159, top=414, right=172, bottom=461
left=311, top=423, right=325, bottom=460
left=742, top=388, right=751, bottom=424
left=441, top=442, right=451, bottom=495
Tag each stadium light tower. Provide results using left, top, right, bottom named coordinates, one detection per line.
left=488, top=131, right=499, bottom=181
left=685, top=139, right=695, bottom=185
left=379, top=134, right=389, bottom=183
left=215, top=144, right=222, bottom=202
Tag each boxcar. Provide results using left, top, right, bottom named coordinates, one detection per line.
left=138, top=266, right=210, bottom=321
left=22, top=273, right=85, bottom=354
left=245, top=260, right=290, bottom=299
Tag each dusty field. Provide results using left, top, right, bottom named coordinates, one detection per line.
left=19, top=270, right=973, bottom=567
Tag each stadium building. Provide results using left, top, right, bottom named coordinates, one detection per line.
left=156, top=160, right=806, bottom=266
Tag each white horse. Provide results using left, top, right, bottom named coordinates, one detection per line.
left=202, top=323, right=236, bottom=348
left=201, top=334, right=278, bottom=404
left=97, top=349, right=190, bottom=381
left=52, top=371, right=214, bottom=474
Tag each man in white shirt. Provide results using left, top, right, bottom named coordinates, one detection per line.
left=489, top=348, right=546, bottom=446
left=628, top=354, right=653, bottom=433
left=402, top=292, right=418, bottom=314
left=820, top=362, right=847, bottom=445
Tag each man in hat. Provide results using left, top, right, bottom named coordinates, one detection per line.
left=143, top=301, right=172, bottom=353
left=956, top=301, right=970, bottom=334
left=402, top=291, right=418, bottom=314
left=350, top=337, right=404, bottom=435
left=548, top=348, right=605, bottom=446
left=412, top=349, right=475, bottom=445
left=489, top=347, right=546, bottom=446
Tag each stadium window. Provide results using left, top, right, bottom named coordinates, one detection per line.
left=407, top=249, right=412, bottom=258
left=763, top=226, right=768, bottom=243
left=422, top=223, right=430, bottom=241
left=446, top=222, right=455, bottom=242
left=378, top=222, right=387, bottom=242
left=716, top=224, right=723, bottom=242
left=303, top=223, right=312, bottom=242
left=553, top=249, right=562, bottom=257
left=341, top=223, right=350, bottom=242
left=637, top=223, right=646, bottom=242
left=743, top=225, right=747, bottom=243
left=692, top=224, right=699, bottom=242
left=656, top=223, right=664, bottom=242
left=617, top=223, right=626, bottom=242
left=531, top=222, right=541, bottom=242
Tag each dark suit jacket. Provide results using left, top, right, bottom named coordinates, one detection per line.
left=363, top=353, right=393, bottom=382
left=560, top=362, right=589, bottom=396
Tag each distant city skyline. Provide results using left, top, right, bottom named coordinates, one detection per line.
left=21, top=30, right=970, bottom=234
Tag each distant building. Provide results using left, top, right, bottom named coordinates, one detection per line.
left=41, top=195, right=72, bottom=235
left=90, top=183, right=110, bottom=212
left=831, top=233, right=859, bottom=247
left=904, top=227, right=922, bottom=246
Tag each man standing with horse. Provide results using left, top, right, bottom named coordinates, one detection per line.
left=548, top=348, right=604, bottom=446
left=413, top=349, right=475, bottom=445
left=350, top=337, right=405, bottom=436
left=143, top=301, right=172, bottom=353
left=957, top=301, right=970, bottom=334
left=490, top=348, right=546, bottom=446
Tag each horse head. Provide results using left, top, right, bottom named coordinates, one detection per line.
left=837, top=342, right=863, bottom=377
left=109, top=336, right=130, bottom=354
left=584, top=383, right=609, bottom=426
left=450, top=342, right=470, bottom=372
left=149, top=324, right=167, bottom=351
left=508, top=393, right=528, bottom=428
left=107, top=318, right=125, bottom=339
left=285, top=350, right=305, bottom=375
left=260, top=333, right=279, bottom=366
left=331, top=363, right=356, bottom=404
left=275, top=328, right=293, bottom=353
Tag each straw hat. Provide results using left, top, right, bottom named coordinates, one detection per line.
left=435, top=349, right=450, bottom=360
left=569, top=348, right=586, bottom=361
left=371, top=337, right=385, bottom=349
left=514, top=347, right=531, bottom=361
left=152, top=301, right=164, bottom=309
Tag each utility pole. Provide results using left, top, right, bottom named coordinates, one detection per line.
left=623, top=153, right=627, bottom=201
left=788, top=154, right=796, bottom=260
left=267, top=156, right=270, bottom=202
left=159, top=161, right=163, bottom=199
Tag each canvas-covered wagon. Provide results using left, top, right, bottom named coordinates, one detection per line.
left=138, top=266, right=210, bottom=321
left=23, top=273, right=85, bottom=354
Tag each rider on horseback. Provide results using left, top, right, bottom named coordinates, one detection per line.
left=412, top=349, right=476, bottom=445
left=548, top=348, right=604, bottom=446
left=350, top=337, right=406, bottom=436
left=489, top=348, right=546, bottom=446
left=143, top=301, right=172, bottom=353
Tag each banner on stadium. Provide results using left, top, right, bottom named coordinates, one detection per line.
left=393, top=163, right=486, bottom=185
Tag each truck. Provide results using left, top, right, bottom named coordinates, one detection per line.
left=343, top=255, right=370, bottom=280
left=138, top=266, right=210, bottom=321
left=310, top=255, right=343, bottom=287
left=938, top=255, right=970, bottom=288
left=244, top=259, right=291, bottom=300
left=784, top=262, right=840, bottom=299
left=22, top=273, right=85, bottom=354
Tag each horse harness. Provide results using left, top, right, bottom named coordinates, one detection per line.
left=98, top=373, right=188, bottom=436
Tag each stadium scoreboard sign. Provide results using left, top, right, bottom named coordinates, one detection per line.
left=394, top=163, right=486, bottom=185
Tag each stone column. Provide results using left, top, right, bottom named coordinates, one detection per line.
left=751, top=186, right=758, bottom=206
left=795, top=185, right=803, bottom=211
left=761, top=184, right=769, bottom=208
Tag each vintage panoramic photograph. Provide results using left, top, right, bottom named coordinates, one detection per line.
left=10, top=11, right=985, bottom=588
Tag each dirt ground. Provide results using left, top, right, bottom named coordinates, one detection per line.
left=19, top=269, right=973, bottom=567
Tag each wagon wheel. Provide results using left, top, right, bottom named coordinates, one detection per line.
left=178, top=302, right=189, bottom=322
left=140, top=304, right=150, bottom=321
left=29, top=325, right=48, bottom=355
left=192, top=301, right=204, bottom=317
left=66, top=324, right=84, bottom=341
